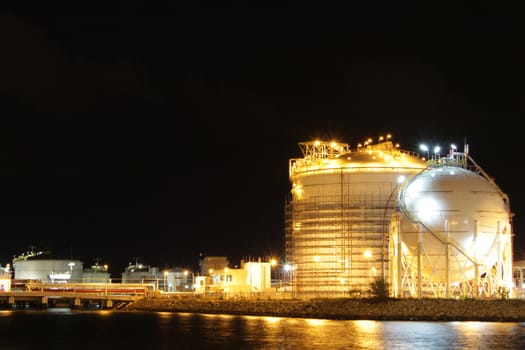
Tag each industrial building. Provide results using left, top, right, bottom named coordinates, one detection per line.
left=164, top=268, right=195, bottom=292
left=285, top=136, right=514, bottom=299
left=194, top=258, right=273, bottom=295
left=0, top=265, right=11, bottom=291
left=198, top=255, right=229, bottom=276
left=514, top=260, right=525, bottom=299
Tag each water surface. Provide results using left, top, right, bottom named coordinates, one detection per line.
left=0, top=309, right=524, bottom=349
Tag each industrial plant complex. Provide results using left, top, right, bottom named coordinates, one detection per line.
left=285, top=136, right=516, bottom=299
left=1, top=135, right=524, bottom=301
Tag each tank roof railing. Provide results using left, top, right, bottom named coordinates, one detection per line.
left=427, top=151, right=468, bottom=168
left=298, top=141, right=351, bottom=160
left=12, top=249, right=51, bottom=263
left=365, top=140, right=396, bottom=151
left=466, top=154, right=511, bottom=215
left=360, top=147, right=421, bottom=160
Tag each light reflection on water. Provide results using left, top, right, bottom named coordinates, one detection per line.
left=184, top=313, right=525, bottom=350
left=0, top=309, right=524, bottom=349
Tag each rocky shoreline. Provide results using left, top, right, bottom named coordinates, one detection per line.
left=124, top=297, right=525, bottom=322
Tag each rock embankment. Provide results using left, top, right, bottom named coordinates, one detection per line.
left=124, top=297, right=525, bottom=321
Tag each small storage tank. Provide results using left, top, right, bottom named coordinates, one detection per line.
left=393, top=150, right=514, bottom=298
left=82, top=259, right=111, bottom=283
left=121, top=258, right=160, bottom=285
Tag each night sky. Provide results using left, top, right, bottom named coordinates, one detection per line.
left=1, top=5, right=524, bottom=276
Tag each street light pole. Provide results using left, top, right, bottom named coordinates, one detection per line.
left=433, top=146, right=441, bottom=160
left=184, top=270, right=194, bottom=291
left=420, top=144, right=429, bottom=160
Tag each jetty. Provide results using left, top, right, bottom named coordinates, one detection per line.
left=0, top=283, right=155, bottom=309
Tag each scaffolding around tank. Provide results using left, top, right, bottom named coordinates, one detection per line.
left=285, top=137, right=427, bottom=298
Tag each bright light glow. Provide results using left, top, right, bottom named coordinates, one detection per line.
left=263, top=316, right=281, bottom=324
left=354, top=320, right=378, bottom=333
left=420, top=144, right=429, bottom=160
left=364, top=250, right=372, bottom=258
left=157, top=311, right=173, bottom=319
left=415, top=196, right=440, bottom=221
left=292, top=184, right=304, bottom=199
left=433, top=146, right=441, bottom=154
left=313, top=256, right=320, bottom=262
left=283, top=263, right=291, bottom=271
left=49, top=272, right=71, bottom=279
left=397, top=175, right=406, bottom=184
left=306, top=319, right=324, bottom=326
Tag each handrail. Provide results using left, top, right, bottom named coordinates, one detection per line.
left=466, top=154, right=511, bottom=215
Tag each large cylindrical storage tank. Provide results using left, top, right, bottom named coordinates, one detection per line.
left=285, top=139, right=426, bottom=297
left=13, top=259, right=84, bottom=283
left=394, top=164, right=513, bottom=298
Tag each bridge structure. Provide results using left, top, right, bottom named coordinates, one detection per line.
left=0, top=283, right=157, bottom=309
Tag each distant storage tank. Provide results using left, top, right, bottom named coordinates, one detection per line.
left=285, top=136, right=515, bottom=299
left=285, top=137, right=427, bottom=297
left=121, top=258, right=159, bottom=285
left=12, top=250, right=83, bottom=283
left=82, top=260, right=111, bottom=283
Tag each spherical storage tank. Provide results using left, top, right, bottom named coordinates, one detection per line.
left=395, top=164, right=513, bottom=298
